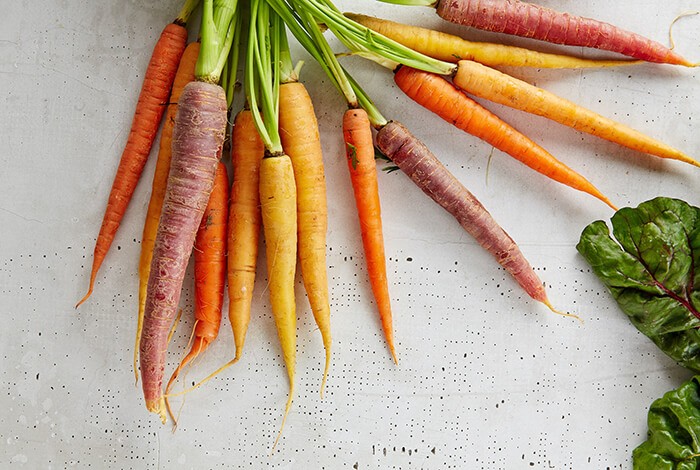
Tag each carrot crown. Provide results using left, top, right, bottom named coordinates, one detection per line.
left=267, top=0, right=388, bottom=127
left=175, top=0, right=202, bottom=25
left=293, top=0, right=455, bottom=76
left=196, top=0, right=240, bottom=83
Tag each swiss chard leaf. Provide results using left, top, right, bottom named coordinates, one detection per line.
left=633, top=375, right=700, bottom=470
left=577, top=197, right=700, bottom=372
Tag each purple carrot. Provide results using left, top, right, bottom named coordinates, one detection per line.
left=376, top=121, right=578, bottom=319
left=139, top=81, right=227, bottom=423
left=434, top=0, right=694, bottom=65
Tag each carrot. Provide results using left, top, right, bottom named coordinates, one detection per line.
left=376, top=120, right=578, bottom=320
left=139, top=0, right=237, bottom=422
left=76, top=7, right=194, bottom=308
left=132, top=41, right=200, bottom=385
left=245, top=0, right=298, bottom=445
left=140, top=81, right=227, bottom=422
left=343, top=108, right=397, bottom=364
left=228, top=109, right=265, bottom=360
left=393, top=65, right=617, bottom=209
left=346, top=13, right=640, bottom=69
left=429, top=0, right=694, bottom=66
left=259, top=152, right=298, bottom=445
left=164, top=161, right=228, bottom=422
left=450, top=60, right=700, bottom=168
left=278, top=80, right=332, bottom=393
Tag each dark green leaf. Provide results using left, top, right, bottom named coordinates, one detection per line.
left=577, top=197, right=700, bottom=372
left=633, top=375, right=700, bottom=469
left=374, top=145, right=391, bottom=162
left=346, top=142, right=358, bottom=170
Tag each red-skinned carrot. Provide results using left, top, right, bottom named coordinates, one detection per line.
left=139, top=0, right=236, bottom=423
left=133, top=41, right=200, bottom=385
left=380, top=0, right=696, bottom=66
left=451, top=60, right=700, bottom=168
left=164, top=161, right=228, bottom=423
left=77, top=0, right=198, bottom=308
left=393, top=65, right=617, bottom=209
left=376, top=121, right=579, bottom=320
left=343, top=108, right=398, bottom=363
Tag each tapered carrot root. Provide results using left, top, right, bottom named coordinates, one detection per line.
left=376, top=121, right=578, bottom=323
left=394, top=66, right=616, bottom=209
left=163, top=161, right=228, bottom=423
left=228, top=109, right=265, bottom=360
left=77, top=22, right=188, bottom=308
left=346, top=13, right=640, bottom=69
left=452, top=60, right=700, bottom=168
left=279, top=81, right=332, bottom=394
left=140, top=81, right=227, bottom=423
left=434, top=0, right=694, bottom=66
left=134, top=41, right=200, bottom=385
left=259, top=154, right=298, bottom=445
left=343, top=109, right=397, bottom=364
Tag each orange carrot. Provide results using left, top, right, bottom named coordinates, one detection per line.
left=228, top=109, right=265, bottom=360
left=394, top=65, right=617, bottom=210
left=343, top=108, right=397, bottom=364
left=451, top=59, right=700, bottom=168
left=279, top=81, right=332, bottom=393
left=133, top=41, right=200, bottom=384
left=164, top=161, right=229, bottom=423
left=77, top=20, right=189, bottom=307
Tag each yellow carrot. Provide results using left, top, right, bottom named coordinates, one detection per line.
left=452, top=59, right=700, bottom=167
left=346, top=13, right=640, bottom=69
left=279, top=81, right=332, bottom=394
left=259, top=153, right=297, bottom=446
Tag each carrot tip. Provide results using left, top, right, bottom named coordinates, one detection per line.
left=320, top=349, right=331, bottom=399
left=270, top=385, right=294, bottom=454
left=390, top=348, right=399, bottom=366
left=146, top=397, right=168, bottom=424
left=543, top=300, right=584, bottom=324
left=75, top=287, right=93, bottom=309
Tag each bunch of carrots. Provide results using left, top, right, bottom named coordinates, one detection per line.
left=76, top=0, right=698, bottom=447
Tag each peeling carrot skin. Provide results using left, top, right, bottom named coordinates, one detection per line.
left=77, top=22, right=188, bottom=308
left=435, top=0, right=694, bottom=66
left=139, top=81, right=227, bottom=422
left=376, top=120, right=549, bottom=305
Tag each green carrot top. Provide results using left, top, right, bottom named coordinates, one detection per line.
left=196, top=0, right=240, bottom=83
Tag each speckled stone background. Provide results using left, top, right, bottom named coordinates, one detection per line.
left=2, top=1, right=699, bottom=468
